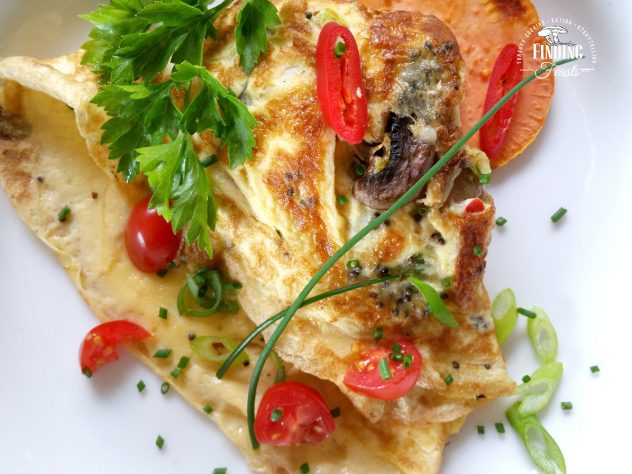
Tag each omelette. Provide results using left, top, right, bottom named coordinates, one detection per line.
left=0, top=0, right=518, bottom=472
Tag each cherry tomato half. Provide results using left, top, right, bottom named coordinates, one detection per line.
left=479, top=44, right=523, bottom=164
left=79, top=320, right=151, bottom=376
left=254, top=381, right=336, bottom=446
left=316, top=22, right=368, bottom=144
left=125, top=196, right=182, bottom=273
left=344, top=338, right=422, bottom=400
left=465, top=198, right=485, bottom=213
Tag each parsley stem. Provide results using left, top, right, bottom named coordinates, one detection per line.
left=215, top=275, right=398, bottom=379
left=245, top=56, right=580, bottom=449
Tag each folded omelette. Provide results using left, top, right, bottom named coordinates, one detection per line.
left=0, top=0, right=516, bottom=472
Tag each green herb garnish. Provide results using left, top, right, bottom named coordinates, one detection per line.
left=270, top=350, right=286, bottom=383
left=479, top=173, right=491, bottom=185
left=495, top=422, right=506, bottom=434
left=57, top=205, right=71, bottom=222
left=337, top=195, right=349, bottom=205
left=212, top=469, right=227, bottom=474
left=300, top=463, right=310, bottom=474
left=155, top=435, right=164, bottom=449
left=477, top=425, right=485, bottom=435
left=408, top=278, right=458, bottom=328
left=136, top=380, right=146, bottom=392
left=334, top=38, right=347, bottom=58
left=551, top=207, right=567, bottom=223
left=158, top=307, right=168, bottom=319
left=81, top=0, right=280, bottom=255
left=161, top=382, right=170, bottom=395
left=270, top=408, right=283, bottom=422
left=204, top=404, right=214, bottom=414
left=561, top=401, right=573, bottom=411
left=517, top=307, right=537, bottom=319
left=378, top=357, right=391, bottom=381
left=346, top=259, right=361, bottom=270
left=177, top=356, right=190, bottom=369
left=590, top=365, right=600, bottom=373
left=444, top=374, right=454, bottom=385
left=170, top=368, right=181, bottom=378
left=373, top=326, right=384, bottom=342
left=473, top=244, right=483, bottom=257
left=495, top=216, right=508, bottom=227
left=153, top=348, right=172, bottom=359
left=330, top=407, right=341, bottom=418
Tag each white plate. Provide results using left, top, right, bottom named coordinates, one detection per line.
left=1, top=1, right=630, bottom=473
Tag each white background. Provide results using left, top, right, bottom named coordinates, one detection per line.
left=1, top=0, right=631, bottom=472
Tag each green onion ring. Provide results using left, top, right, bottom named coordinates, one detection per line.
left=191, top=336, right=249, bottom=366
left=518, top=361, right=563, bottom=416
left=491, top=288, right=518, bottom=344
left=527, top=307, right=558, bottom=363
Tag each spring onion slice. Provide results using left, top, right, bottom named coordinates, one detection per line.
left=215, top=275, right=399, bottom=379
left=491, top=288, right=518, bottom=344
left=270, top=350, right=286, bottom=383
left=527, top=307, right=558, bottom=363
left=178, top=270, right=223, bottom=317
left=506, top=402, right=566, bottom=474
left=518, top=361, right=563, bottom=416
left=244, top=57, right=580, bottom=449
left=408, top=277, right=458, bottom=328
left=191, top=336, right=249, bottom=366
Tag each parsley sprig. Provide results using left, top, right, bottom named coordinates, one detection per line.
left=81, top=0, right=280, bottom=254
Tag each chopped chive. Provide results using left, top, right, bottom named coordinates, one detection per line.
left=517, top=307, right=537, bottom=319
left=495, top=216, right=508, bottom=227
left=160, top=382, right=170, bottom=395
left=392, top=343, right=401, bottom=354
left=170, top=368, right=181, bottom=378
left=334, top=38, right=347, bottom=58
left=136, top=380, right=146, bottom=392
left=300, top=463, right=310, bottom=474
left=177, top=356, right=190, bottom=369
left=200, top=154, right=218, bottom=168
left=156, top=269, right=168, bottom=278
left=522, top=375, right=531, bottom=383
left=477, top=425, right=485, bottom=435
left=590, top=365, right=600, bottom=373
left=416, top=206, right=429, bottom=218
left=390, top=352, right=403, bottom=362
left=155, top=435, right=164, bottom=449
left=479, top=173, right=491, bottom=185
left=551, top=207, right=567, bottom=223
left=444, top=374, right=454, bottom=385
left=346, top=259, right=361, bottom=270
left=337, top=195, right=349, bottom=205
left=203, top=404, right=213, bottom=414
left=212, top=469, right=227, bottom=474
left=158, top=307, right=168, bottom=319
left=561, top=401, right=573, bottom=411
left=354, top=162, right=366, bottom=177
left=330, top=407, right=341, bottom=418
left=167, top=261, right=176, bottom=269
left=378, top=357, right=392, bottom=380
left=154, top=348, right=172, bottom=358
left=57, top=205, right=71, bottom=222
left=82, top=367, right=93, bottom=378
left=373, top=327, right=383, bottom=342
left=473, top=245, right=483, bottom=257
left=403, top=353, right=413, bottom=369
left=495, top=422, right=506, bottom=434
left=270, top=408, right=283, bottom=422
left=441, top=277, right=453, bottom=288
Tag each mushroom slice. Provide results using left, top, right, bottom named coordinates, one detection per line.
left=353, top=114, right=435, bottom=210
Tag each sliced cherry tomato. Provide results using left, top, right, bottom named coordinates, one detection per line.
left=125, top=196, right=182, bottom=273
left=344, top=338, right=422, bottom=400
left=480, top=44, right=523, bottom=164
left=316, top=22, right=368, bottom=144
left=79, top=320, right=151, bottom=376
left=254, top=381, right=335, bottom=446
left=465, top=198, right=485, bottom=213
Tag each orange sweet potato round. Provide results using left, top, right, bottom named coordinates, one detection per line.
left=361, top=0, right=554, bottom=168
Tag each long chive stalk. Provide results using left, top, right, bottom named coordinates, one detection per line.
left=216, top=274, right=398, bottom=379
left=246, top=57, right=579, bottom=448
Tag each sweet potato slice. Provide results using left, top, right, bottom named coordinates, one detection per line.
left=361, top=0, right=554, bottom=168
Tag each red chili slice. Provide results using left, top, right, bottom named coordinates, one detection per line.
left=343, top=338, right=422, bottom=400
left=254, top=381, right=336, bottom=446
left=479, top=44, right=523, bottom=164
left=465, top=198, right=485, bottom=213
left=79, top=320, right=152, bottom=376
left=316, top=22, right=368, bottom=144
